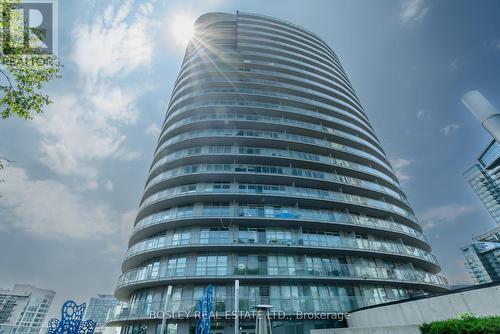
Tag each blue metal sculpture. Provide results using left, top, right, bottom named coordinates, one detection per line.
left=138, top=325, right=147, bottom=334
left=47, top=301, right=96, bottom=334
left=195, top=285, right=213, bottom=334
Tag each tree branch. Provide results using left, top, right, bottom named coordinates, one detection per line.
left=0, top=69, right=13, bottom=89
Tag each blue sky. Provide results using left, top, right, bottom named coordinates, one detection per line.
left=1, top=0, right=500, bottom=319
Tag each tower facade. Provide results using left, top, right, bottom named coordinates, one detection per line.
left=107, top=12, right=447, bottom=334
left=0, top=284, right=55, bottom=334
left=464, top=140, right=500, bottom=226
left=83, top=294, right=119, bottom=328
left=461, top=141, right=500, bottom=283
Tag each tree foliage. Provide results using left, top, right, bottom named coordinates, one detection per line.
left=0, top=0, right=62, bottom=182
left=420, top=314, right=500, bottom=334
left=0, top=0, right=62, bottom=120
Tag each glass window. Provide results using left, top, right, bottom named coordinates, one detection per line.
left=238, top=228, right=259, bottom=243
left=177, top=204, right=193, bottom=217
left=266, top=229, right=292, bottom=244
left=166, top=257, right=186, bottom=277
left=196, top=255, right=227, bottom=276
left=202, top=202, right=230, bottom=215
left=212, top=183, right=230, bottom=191
left=172, top=229, right=190, bottom=246
left=180, top=184, right=196, bottom=193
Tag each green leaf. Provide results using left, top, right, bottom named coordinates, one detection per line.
left=0, top=0, right=63, bottom=120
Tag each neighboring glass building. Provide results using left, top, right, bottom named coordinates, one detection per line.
left=462, top=140, right=500, bottom=284
left=461, top=226, right=500, bottom=283
left=0, top=284, right=55, bottom=334
left=464, top=140, right=500, bottom=226
left=107, top=12, right=447, bottom=334
left=83, top=294, right=119, bottom=328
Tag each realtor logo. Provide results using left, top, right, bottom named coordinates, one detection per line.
left=1, top=0, right=58, bottom=56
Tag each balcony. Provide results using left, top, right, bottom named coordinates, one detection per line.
left=113, top=261, right=448, bottom=300
left=131, top=205, right=427, bottom=246
left=138, top=183, right=417, bottom=224
left=153, top=128, right=393, bottom=176
left=159, top=111, right=384, bottom=159
left=124, top=233, right=439, bottom=271
left=106, top=294, right=400, bottom=324
left=149, top=145, right=399, bottom=188
left=144, top=163, right=409, bottom=207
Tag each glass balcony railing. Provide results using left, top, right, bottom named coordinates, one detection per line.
left=106, top=294, right=406, bottom=323
left=154, top=128, right=393, bottom=176
left=164, top=94, right=378, bottom=149
left=149, top=145, right=399, bottom=188
left=124, top=231, right=437, bottom=266
left=133, top=205, right=426, bottom=243
left=139, top=183, right=416, bottom=223
left=237, top=14, right=345, bottom=69
left=166, top=90, right=372, bottom=144
left=237, top=24, right=346, bottom=79
left=172, top=63, right=363, bottom=116
left=168, top=67, right=367, bottom=119
left=167, top=62, right=374, bottom=134
left=144, top=163, right=409, bottom=207
left=158, top=111, right=385, bottom=159
left=115, top=262, right=448, bottom=292
left=169, top=75, right=361, bottom=123
left=236, top=43, right=366, bottom=120
left=176, top=47, right=362, bottom=116
left=237, top=37, right=353, bottom=89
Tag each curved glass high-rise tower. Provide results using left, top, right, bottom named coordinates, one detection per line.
left=107, top=11, right=448, bottom=334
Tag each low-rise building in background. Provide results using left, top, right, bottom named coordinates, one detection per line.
left=83, top=294, right=119, bottom=334
left=0, top=284, right=55, bottom=334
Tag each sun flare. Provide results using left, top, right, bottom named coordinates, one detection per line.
left=169, top=14, right=195, bottom=46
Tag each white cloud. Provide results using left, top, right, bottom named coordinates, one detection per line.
left=391, top=158, right=412, bottom=182
left=114, top=149, right=141, bottom=162
left=88, top=85, right=139, bottom=124
left=120, top=209, right=136, bottom=236
left=392, top=158, right=411, bottom=169
left=35, top=94, right=140, bottom=188
left=139, top=2, right=154, bottom=15
left=146, top=123, right=161, bottom=138
left=0, top=167, right=117, bottom=239
left=419, top=204, right=476, bottom=230
left=400, top=0, right=429, bottom=25
left=105, top=209, right=136, bottom=254
left=441, top=123, right=460, bottom=136
left=42, top=1, right=158, bottom=188
left=417, top=109, right=432, bottom=121
left=71, top=1, right=157, bottom=86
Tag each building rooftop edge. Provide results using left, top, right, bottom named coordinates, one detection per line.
left=478, top=139, right=500, bottom=168
left=0, top=284, right=56, bottom=294
left=473, top=224, right=500, bottom=241
left=193, top=11, right=339, bottom=64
